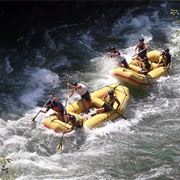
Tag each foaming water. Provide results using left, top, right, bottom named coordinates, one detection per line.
left=1, top=1, right=180, bottom=179
left=19, top=67, right=60, bottom=107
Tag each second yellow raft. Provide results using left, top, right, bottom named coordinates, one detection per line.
left=113, top=50, right=171, bottom=87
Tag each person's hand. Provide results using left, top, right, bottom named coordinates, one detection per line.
left=67, top=83, right=70, bottom=86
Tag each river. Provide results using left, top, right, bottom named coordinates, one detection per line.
left=0, top=1, right=180, bottom=180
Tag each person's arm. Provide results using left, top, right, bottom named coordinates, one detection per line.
left=40, top=106, right=50, bottom=113
left=40, top=109, right=48, bottom=113
left=66, top=88, right=75, bottom=100
left=102, top=93, right=108, bottom=101
left=135, top=44, right=139, bottom=54
left=137, top=44, right=148, bottom=55
left=49, top=96, right=58, bottom=102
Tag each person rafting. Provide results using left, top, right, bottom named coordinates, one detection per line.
left=135, top=38, right=148, bottom=59
left=156, top=48, right=172, bottom=69
left=91, top=90, right=120, bottom=116
left=63, top=115, right=84, bottom=134
left=134, top=38, right=148, bottom=67
left=66, top=82, right=92, bottom=114
left=139, top=56, right=151, bottom=74
left=107, top=46, right=129, bottom=68
left=40, top=96, right=67, bottom=122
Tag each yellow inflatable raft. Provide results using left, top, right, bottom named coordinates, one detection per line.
left=113, top=50, right=171, bottom=87
left=44, top=83, right=130, bottom=133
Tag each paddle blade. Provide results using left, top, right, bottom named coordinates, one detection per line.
left=31, top=118, right=35, bottom=123
left=57, top=143, right=63, bottom=151
left=28, top=118, right=35, bottom=125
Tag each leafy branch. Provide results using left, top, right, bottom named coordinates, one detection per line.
left=0, top=157, right=16, bottom=180
left=170, top=9, right=180, bottom=56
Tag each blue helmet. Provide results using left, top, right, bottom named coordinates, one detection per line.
left=143, top=57, right=148, bottom=61
left=108, top=90, right=114, bottom=95
left=69, top=115, right=76, bottom=121
left=71, top=82, right=78, bottom=86
left=139, top=38, right=144, bottom=42
left=109, top=46, right=115, bottom=51
left=164, top=48, right=169, bottom=52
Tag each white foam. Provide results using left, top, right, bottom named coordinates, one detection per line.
left=19, top=67, right=60, bottom=107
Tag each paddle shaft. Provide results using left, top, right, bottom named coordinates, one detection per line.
left=133, top=48, right=147, bottom=57
left=59, top=130, right=65, bottom=146
left=104, top=101, right=127, bottom=120
left=32, top=96, right=51, bottom=122
left=114, top=110, right=127, bottom=120
left=57, top=122, right=67, bottom=151
left=57, top=99, right=68, bottom=151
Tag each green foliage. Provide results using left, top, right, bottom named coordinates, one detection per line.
left=170, top=9, right=180, bottom=23
left=170, top=9, right=180, bottom=56
left=0, top=157, right=16, bottom=180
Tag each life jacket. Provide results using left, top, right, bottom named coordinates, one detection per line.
left=105, top=95, right=115, bottom=107
left=51, top=101, right=64, bottom=112
left=71, top=116, right=83, bottom=128
left=160, top=52, right=171, bottom=66
left=142, top=60, right=151, bottom=71
left=138, top=43, right=147, bottom=57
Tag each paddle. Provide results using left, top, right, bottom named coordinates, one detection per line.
left=114, top=110, right=127, bottom=120
left=57, top=128, right=66, bottom=151
left=31, top=96, right=51, bottom=123
left=57, top=99, right=68, bottom=151
left=103, top=98, right=127, bottom=120
left=132, top=48, right=147, bottom=58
